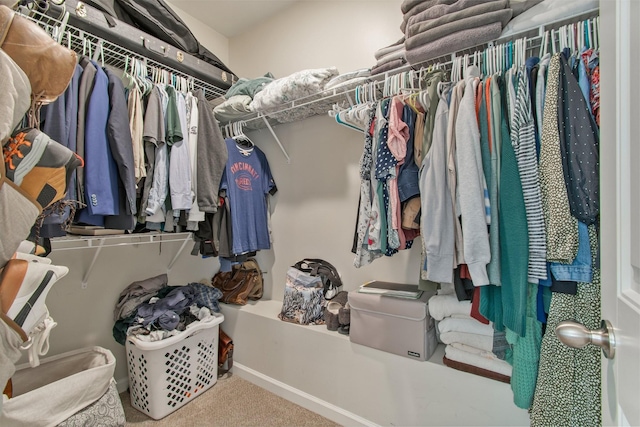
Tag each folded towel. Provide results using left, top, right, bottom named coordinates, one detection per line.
left=375, top=48, right=407, bottom=66
left=401, top=0, right=450, bottom=33
left=438, top=316, right=495, bottom=336
left=438, top=282, right=456, bottom=295
left=401, top=0, right=431, bottom=14
left=406, top=0, right=509, bottom=38
left=429, top=293, right=471, bottom=321
left=405, top=9, right=512, bottom=50
left=439, top=331, right=494, bottom=351
left=406, top=22, right=503, bottom=66
left=407, top=0, right=499, bottom=28
left=374, top=37, right=405, bottom=60
left=445, top=344, right=513, bottom=377
left=371, top=58, right=407, bottom=76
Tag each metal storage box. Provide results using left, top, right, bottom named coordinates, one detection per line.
left=349, top=290, right=437, bottom=361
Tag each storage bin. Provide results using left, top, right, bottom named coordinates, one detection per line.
left=0, top=346, right=119, bottom=427
left=349, top=290, right=437, bottom=361
left=125, top=314, right=224, bottom=420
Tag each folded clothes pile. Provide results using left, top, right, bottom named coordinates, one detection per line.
left=430, top=284, right=512, bottom=382
left=402, top=0, right=513, bottom=66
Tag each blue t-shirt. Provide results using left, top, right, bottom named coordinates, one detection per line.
left=220, top=139, right=276, bottom=254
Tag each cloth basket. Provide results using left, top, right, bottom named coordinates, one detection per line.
left=0, top=346, right=117, bottom=427
left=125, top=314, right=224, bottom=420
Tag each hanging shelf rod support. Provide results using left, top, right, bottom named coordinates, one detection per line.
left=167, top=234, right=192, bottom=273
left=81, top=238, right=105, bottom=289
left=261, top=115, right=291, bottom=164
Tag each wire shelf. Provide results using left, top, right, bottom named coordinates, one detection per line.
left=19, top=6, right=228, bottom=101
left=223, top=7, right=600, bottom=130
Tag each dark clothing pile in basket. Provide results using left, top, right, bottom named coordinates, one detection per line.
left=112, top=273, right=222, bottom=345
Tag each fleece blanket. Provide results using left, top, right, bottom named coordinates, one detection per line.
left=438, top=316, right=495, bottom=336
left=445, top=343, right=513, bottom=378
left=406, top=22, right=503, bottom=66
left=406, top=0, right=508, bottom=38
left=439, top=331, right=494, bottom=351
left=429, top=293, right=471, bottom=321
left=405, top=9, right=513, bottom=50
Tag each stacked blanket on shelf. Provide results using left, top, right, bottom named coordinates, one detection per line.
left=430, top=286, right=512, bottom=381
left=402, top=0, right=513, bottom=66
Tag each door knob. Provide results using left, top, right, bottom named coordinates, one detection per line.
left=555, top=319, right=616, bottom=359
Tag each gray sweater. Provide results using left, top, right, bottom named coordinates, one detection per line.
left=420, top=83, right=455, bottom=284
left=196, top=89, right=228, bottom=213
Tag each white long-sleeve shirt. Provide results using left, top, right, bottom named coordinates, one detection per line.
left=455, top=73, right=491, bottom=287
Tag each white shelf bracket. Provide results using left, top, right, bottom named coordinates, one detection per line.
left=167, top=234, right=191, bottom=273
left=82, top=238, right=105, bottom=289
left=261, top=115, right=291, bottom=164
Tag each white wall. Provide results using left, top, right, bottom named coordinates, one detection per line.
left=221, top=3, right=529, bottom=426
left=228, top=0, right=416, bottom=302
left=165, top=0, right=230, bottom=66
left=229, top=0, right=404, bottom=78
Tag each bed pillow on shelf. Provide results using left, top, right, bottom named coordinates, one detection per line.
left=250, top=67, right=339, bottom=113
left=324, top=68, right=371, bottom=90
left=500, top=0, right=599, bottom=38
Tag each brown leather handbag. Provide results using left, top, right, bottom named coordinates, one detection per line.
left=211, top=258, right=263, bottom=305
left=218, top=328, right=233, bottom=373
left=0, top=5, right=77, bottom=104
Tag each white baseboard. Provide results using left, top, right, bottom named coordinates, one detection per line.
left=233, top=362, right=378, bottom=427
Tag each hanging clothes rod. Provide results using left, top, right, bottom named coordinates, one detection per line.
left=225, top=6, right=599, bottom=130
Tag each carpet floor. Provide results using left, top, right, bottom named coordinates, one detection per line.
left=120, top=372, right=341, bottom=427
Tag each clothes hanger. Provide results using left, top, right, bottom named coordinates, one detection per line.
left=122, top=56, right=137, bottom=91
left=234, top=122, right=255, bottom=154
left=82, top=36, right=92, bottom=60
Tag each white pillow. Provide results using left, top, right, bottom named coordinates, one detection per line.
left=501, top=0, right=598, bottom=38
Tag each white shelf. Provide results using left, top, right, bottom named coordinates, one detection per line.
left=50, top=232, right=193, bottom=250
left=50, top=232, right=194, bottom=288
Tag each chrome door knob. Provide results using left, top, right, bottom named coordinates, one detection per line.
left=555, top=319, right=616, bottom=359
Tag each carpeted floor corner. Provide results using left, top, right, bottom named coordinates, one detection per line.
left=120, top=372, right=341, bottom=427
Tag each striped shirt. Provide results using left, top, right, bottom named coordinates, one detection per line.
left=510, top=66, right=547, bottom=283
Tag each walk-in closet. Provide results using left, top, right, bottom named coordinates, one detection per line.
left=0, top=0, right=636, bottom=426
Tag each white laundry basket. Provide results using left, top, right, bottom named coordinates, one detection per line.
left=125, top=314, right=224, bottom=420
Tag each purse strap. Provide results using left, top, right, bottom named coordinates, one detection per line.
left=292, top=258, right=342, bottom=290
